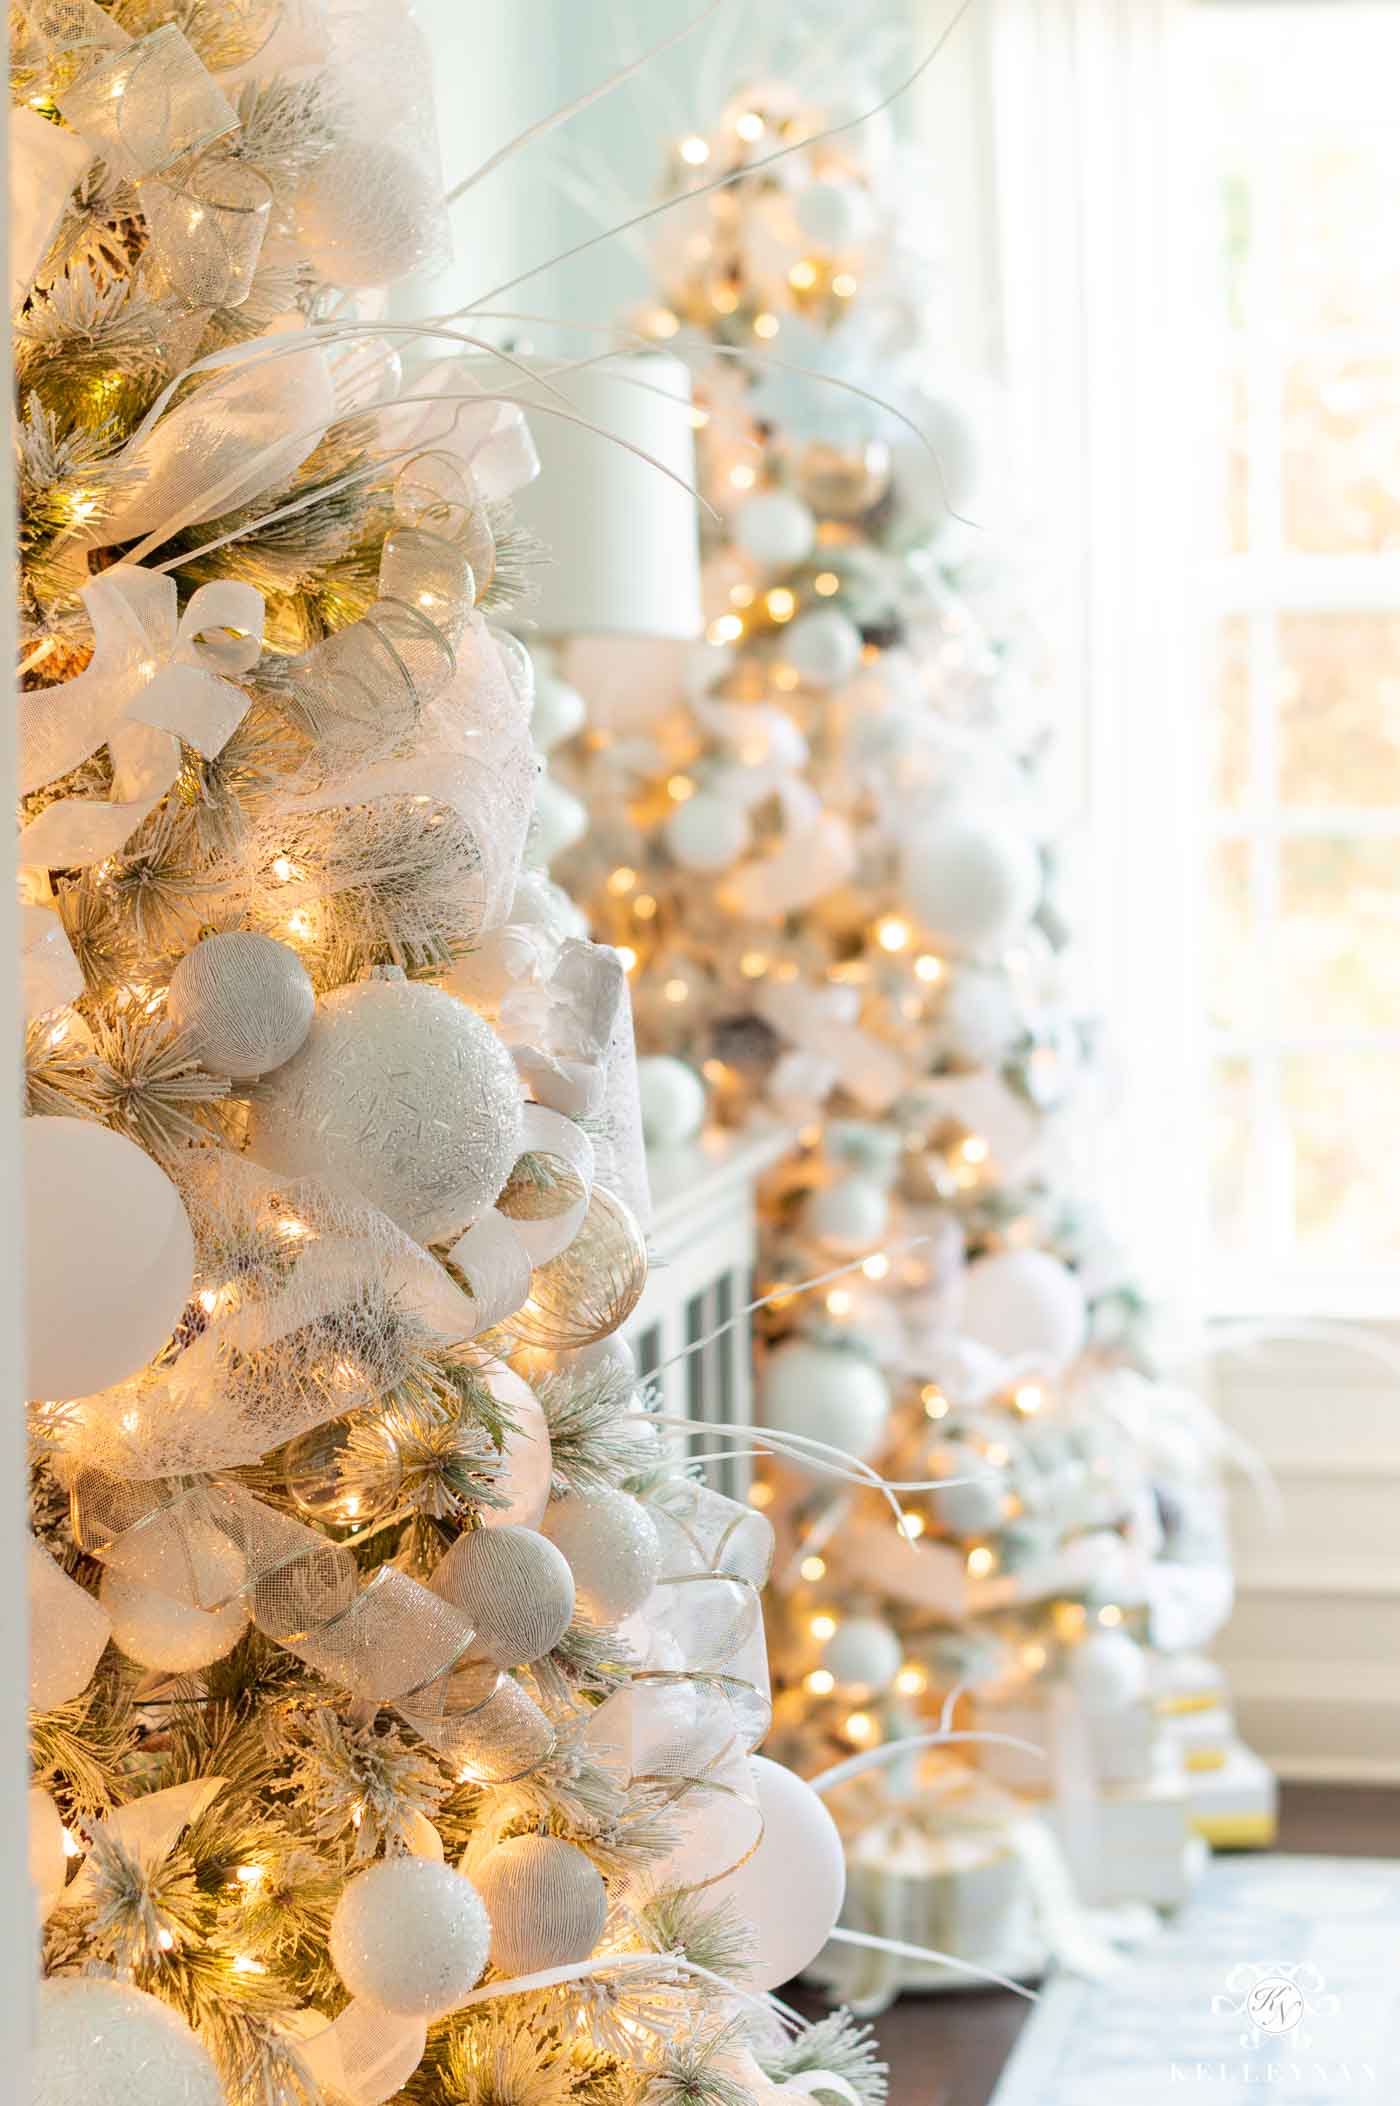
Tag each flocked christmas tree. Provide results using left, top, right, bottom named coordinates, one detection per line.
left=13, top=3, right=902, bottom=2099
left=553, top=51, right=1238, bottom=1929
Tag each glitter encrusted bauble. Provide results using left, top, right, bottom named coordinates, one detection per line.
left=540, top=1488, right=661, bottom=1621
left=507, top=1186, right=648, bottom=1349
left=430, top=1523, right=575, bottom=1667
left=32, top=1978, right=224, bottom=2106
left=472, top=1835, right=607, bottom=1974
left=329, top=1858, right=491, bottom=2019
left=247, top=977, right=523, bottom=1245
left=166, top=931, right=315, bottom=1080
left=100, top=1527, right=248, bottom=1674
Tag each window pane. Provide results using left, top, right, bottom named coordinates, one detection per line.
left=1282, top=357, right=1400, bottom=553
left=1278, top=614, right=1400, bottom=808
left=1284, top=1052, right=1400, bottom=1259
left=1210, top=615, right=1251, bottom=807
left=1277, top=835, right=1400, bottom=1034
left=1278, top=134, right=1400, bottom=337
left=1207, top=838, right=1267, bottom=1034
left=1209, top=1057, right=1257, bottom=1257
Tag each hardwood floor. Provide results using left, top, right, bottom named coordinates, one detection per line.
left=785, top=1784, right=1400, bottom=2106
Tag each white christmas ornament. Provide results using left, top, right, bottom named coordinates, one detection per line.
left=329, top=1858, right=491, bottom=2019
left=714, top=1756, right=846, bottom=1991
left=637, top=1055, right=706, bottom=1145
left=431, top=1524, right=575, bottom=1667
left=801, top=1175, right=889, bottom=1253
left=530, top=774, right=589, bottom=865
left=902, top=813, right=1042, bottom=954
left=822, top=1616, right=902, bottom=1693
left=472, top=1834, right=607, bottom=1974
left=761, top=1339, right=890, bottom=1466
left=733, top=490, right=816, bottom=567
left=29, top=1786, right=68, bottom=1919
left=930, top=1473, right=1006, bottom=1537
left=32, top=1977, right=223, bottom=2106
left=783, top=608, right=863, bottom=689
left=530, top=668, right=587, bottom=752
left=664, top=788, right=750, bottom=872
left=958, top=1249, right=1088, bottom=1372
left=540, top=1488, right=661, bottom=1620
left=100, top=1531, right=249, bottom=1673
left=23, top=1116, right=194, bottom=1402
left=1069, top=1629, right=1148, bottom=1714
left=795, top=179, right=876, bottom=251
left=29, top=1538, right=111, bottom=1712
left=249, top=977, right=523, bottom=1245
left=166, top=931, right=315, bottom=1079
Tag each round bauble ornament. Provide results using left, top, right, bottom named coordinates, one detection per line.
left=248, top=977, right=522, bottom=1245
left=797, top=438, right=892, bottom=519
left=761, top=1339, right=890, bottom=1467
left=29, top=1786, right=68, bottom=1919
left=166, top=932, right=315, bottom=1080
left=530, top=668, right=586, bottom=752
left=432, top=1524, right=575, bottom=1667
left=530, top=775, right=588, bottom=866
left=1068, top=1629, right=1148, bottom=1714
left=901, top=814, right=1042, bottom=955
left=733, top=490, right=816, bottom=568
left=101, top=1532, right=248, bottom=1673
left=891, top=389, right=981, bottom=539
left=478, top=1360, right=552, bottom=1531
left=23, top=1117, right=194, bottom=1402
left=330, top=1858, right=490, bottom=2019
left=801, top=1174, right=889, bottom=1253
left=664, top=788, right=750, bottom=873
left=637, top=1055, right=706, bottom=1146
left=540, top=1488, right=661, bottom=1621
left=958, top=1249, right=1088, bottom=1372
left=714, top=1755, right=846, bottom=1991
left=32, top=1977, right=223, bottom=2106
left=294, top=142, right=438, bottom=288
left=282, top=1414, right=404, bottom=1530
left=507, top=1185, right=648, bottom=1349
left=472, top=1835, right=607, bottom=1974
left=782, top=608, right=863, bottom=690
left=822, top=1616, right=902, bottom=1694
left=795, top=178, right=876, bottom=251
left=930, top=1472, right=1007, bottom=1537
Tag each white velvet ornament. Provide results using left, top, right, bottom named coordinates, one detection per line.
left=530, top=669, right=587, bottom=752
left=664, top=788, right=750, bottom=872
left=761, top=1339, right=890, bottom=1466
left=637, top=1055, right=706, bottom=1145
left=431, top=1524, right=575, bottom=1667
left=166, top=931, right=315, bottom=1079
left=540, top=1488, right=661, bottom=1620
left=713, top=1756, right=846, bottom=1991
left=801, top=1175, right=889, bottom=1253
left=29, top=1786, right=68, bottom=1920
left=733, top=490, right=816, bottom=567
left=901, top=813, right=1042, bottom=954
left=822, top=1616, right=902, bottom=1693
left=930, top=1473, right=1006, bottom=1537
left=32, top=1977, right=223, bottom=2106
left=530, top=775, right=589, bottom=865
left=795, top=179, right=876, bottom=251
left=23, top=1116, right=194, bottom=1402
left=249, top=977, right=522, bottom=1245
left=294, top=142, right=439, bottom=287
left=472, top=1834, right=607, bottom=1974
left=1068, top=1629, right=1148, bottom=1714
left=958, top=1249, right=1088, bottom=1372
left=329, top=1858, right=491, bottom=2019
left=101, top=1531, right=249, bottom=1673
left=783, top=608, right=863, bottom=689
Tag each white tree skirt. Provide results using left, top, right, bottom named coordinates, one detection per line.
left=989, top=1856, right=1400, bottom=2104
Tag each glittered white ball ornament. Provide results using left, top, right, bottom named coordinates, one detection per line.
left=637, top=1055, right=706, bottom=1145
left=166, top=931, right=315, bottom=1079
left=32, top=1977, right=223, bottom=2106
left=29, top=1786, right=68, bottom=1919
left=664, top=788, right=750, bottom=872
left=714, top=1756, right=846, bottom=1991
left=783, top=608, right=863, bottom=688
left=330, top=1858, right=490, bottom=2019
left=902, top=814, right=1042, bottom=954
left=540, top=1488, right=661, bottom=1620
left=930, top=1472, right=1007, bottom=1537
left=23, top=1116, right=194, bottom=1401
left=248, top=977, right=523, bottom=1244
left=822, top=1616, right=902, bottom=1693
left=294, top=142, right=438, bottom=288
left=958, top=1249, right=1088, bottom=1372
left=761, top=1339, right=890, bottom=1466
left=101, top=1531, right=248, bottom=1673
left=795, top=179, right=876, bottom=251
left=472, top=1835, right=607, bottom=1974
left=431, top=1523, right=575, bottom=1667
left=1069, top=1629, right=1148, bottom=1714
left=801, top=1175, right=889, bottom=1253
left=733, top=490, right=816, bottom=567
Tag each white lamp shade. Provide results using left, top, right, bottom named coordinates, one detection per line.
left=508, top=354, right=702, bottom=639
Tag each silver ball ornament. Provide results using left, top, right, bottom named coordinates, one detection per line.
left=431, top=1524, right=575, bottom=1667
left=540, top=1488, right=661, bottom=1620
left=167, top=932, right=315, bottom=1079
left=330, top=1858, right=491, bottom=2018
left=637, top=1055, right=706, bottom=1145
left=248, top=977, right=523, bottom=1245
left=32, top=1978, right=223, bottom=2106
left=472, top=1835, right=607, bottom=1974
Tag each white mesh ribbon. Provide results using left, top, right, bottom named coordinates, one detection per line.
left=375, top=361, right=542, bottom=503
left=8, top=104, right=93, bottom=308
left=19, top=565, right=261, bottom=869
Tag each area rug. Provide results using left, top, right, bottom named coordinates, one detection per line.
left=988, top=1855, right=1400, bottom=2103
